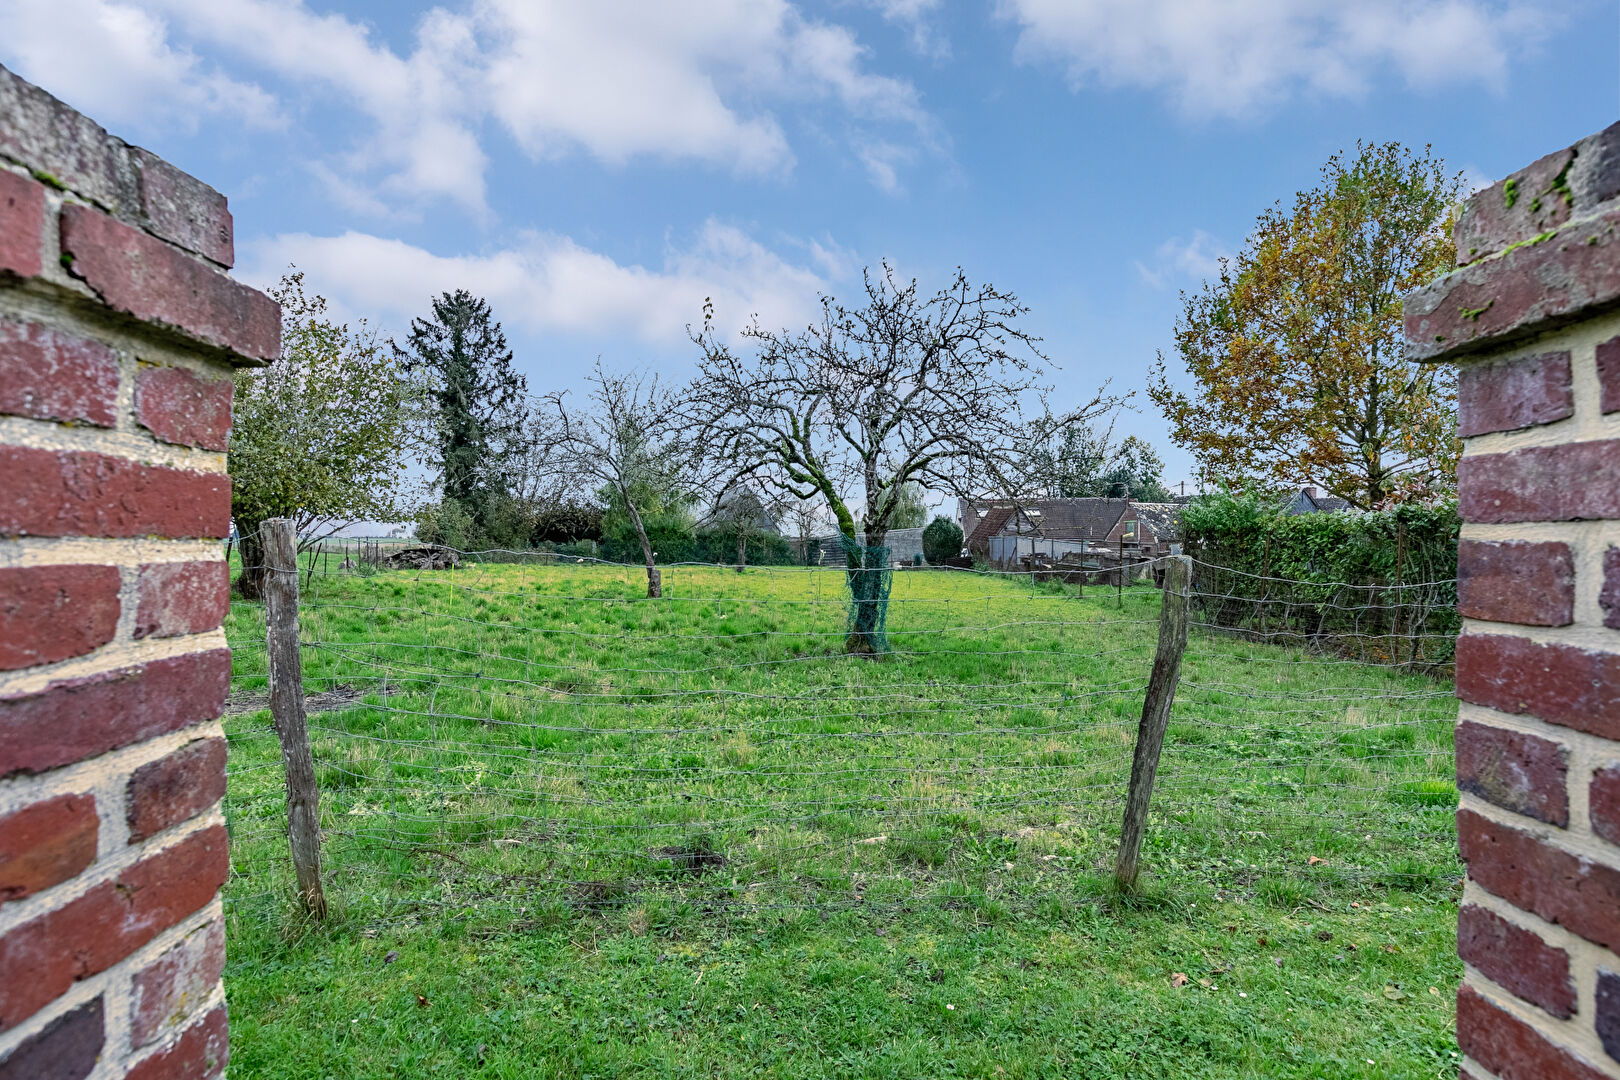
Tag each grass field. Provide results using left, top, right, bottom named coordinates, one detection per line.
left=220, top=559, right=1463, bottom=1078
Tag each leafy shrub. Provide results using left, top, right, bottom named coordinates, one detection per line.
left=594, top=521, right=798, bottom=566
left=529, top=501, right=603, bottom=543
left=416, top=499, right=477, bottom=550
left=922, top=515, right=965, bottom=565
left=1179, top=492, right=1459, bottom=666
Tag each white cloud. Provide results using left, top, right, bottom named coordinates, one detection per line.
left=0, top=0, right=280, bottom=132
left=856, top=139, right=917, bottom=194
left=100, top=0, right=932, bottom=212
left=1135, top=230, right=1229, bottom=288
left=866, top=0, right=950, bottom=59
left=142, top=0, right=489, bottom=213
left=998, top=0, right=1547, bottom=119
left=477, top=1, right=801, bottom=174
left=241, top=220, right=833, bottom=345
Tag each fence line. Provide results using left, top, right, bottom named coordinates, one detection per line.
left=221, top=535, right=1459, bottom=928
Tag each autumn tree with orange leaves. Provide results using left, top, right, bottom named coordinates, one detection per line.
left=1148, top=143, right=1463, bottom=509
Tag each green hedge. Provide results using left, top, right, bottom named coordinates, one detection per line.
left=1179, top=493, right=1459, bottom=668
left=596, top=525, right=801, bottom=566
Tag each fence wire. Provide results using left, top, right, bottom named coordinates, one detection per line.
left=221, top=541, right=1459, bottom=927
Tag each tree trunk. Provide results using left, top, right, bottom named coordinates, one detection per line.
left=736, top=528, right=747, bottom=574
left=845, top=527, right=889, bottom=656
left=626, top=504, right=661, bottom=599
left=236, top=520, right=268, bottom=599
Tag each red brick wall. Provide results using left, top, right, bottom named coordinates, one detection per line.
left=1406, top=121, right=1620, bottom=1080
left=0, top=63, right=275, bottom=1079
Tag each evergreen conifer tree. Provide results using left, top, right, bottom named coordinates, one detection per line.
left=397, top=291, right=532, bottom=536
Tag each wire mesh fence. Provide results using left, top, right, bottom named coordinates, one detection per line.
left=222, top=536, right=1459, bottom=929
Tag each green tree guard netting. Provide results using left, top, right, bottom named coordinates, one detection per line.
left=841, top=534, right=892, bottom=656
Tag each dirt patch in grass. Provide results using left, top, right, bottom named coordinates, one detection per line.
left=223, top=683, right=393, bottom=718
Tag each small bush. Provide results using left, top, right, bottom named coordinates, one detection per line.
left=416, top=499, right=477, bottom=550
left=922, top=515, right=965, bottom=565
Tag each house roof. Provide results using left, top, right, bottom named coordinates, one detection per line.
left=1131, top=502, right=1183, bottom=542
left=1287, top=488, right=1353, bottom=515
left=1023, top=498, right=1131, bottom=539
left=964, top=498, right=1134, bottom=542
left=965, top=505, right=1015, bottom=550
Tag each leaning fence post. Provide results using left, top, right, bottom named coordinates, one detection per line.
left=1115, top=554, right=1192, bottom=890
left=263, top=517, right=327, bottom=918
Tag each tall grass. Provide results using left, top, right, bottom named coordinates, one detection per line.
left=222, top=560, right=1456, bottom=923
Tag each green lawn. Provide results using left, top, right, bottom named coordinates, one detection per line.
left=220, top=560, right=1462, bottom=1078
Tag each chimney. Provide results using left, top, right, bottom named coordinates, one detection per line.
left=1302, top=486, right=1318, bottom=500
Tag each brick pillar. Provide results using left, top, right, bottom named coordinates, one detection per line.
left=0, top=64, right=276, bottom=1079
left=1406, top=123, right=1620, bottom=1080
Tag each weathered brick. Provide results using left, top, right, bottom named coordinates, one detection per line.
left=0, top=169, right=44, bottom=279
left=1459, top=808, right=1620, bottom=952
left=1456, top=633, right=1620, bottom=740
left=1598, top=335, right=1620, bottom=415
left=126, top=1003, right=227, bottom=1080
left=0, top=824, right=228, bottom=1031
left=59, top=205, right=276, bottom=363
left=136, top=364, right=232, bottom=450
left=1590, top=763, right=1620, bottom=848
left=130, top=917, right=225, bottom=1047
left=0, top=564, right=121, bottom=670
left=0, top=445, right=229, bottom=539
left=1457, top=983, right=1610, bottom=1080
left=1454, top=122, right=1620, bottom=264
left=131, top=148, right=233, bottom=267
left=1596, top=969, right=1620, bottom=1064
left=0, top=318, right=119, bottom=427
left=0, top=880, right=124, bottom=1029
left=0, top=67, right=236, bottom=264
left=0, top=996, right=103, bottom=1080
left=134, top=561, right=228, bottom=640
left=127, top=738, right=226, bottom=842
left=1458, top=540, right=1575, bottom=626
left=1458, top=441, right=1620, bottom=524
left=1601, top=547, right=1620, bottom=631
left=1407, top=204, right=1620, bottom=363
left=1455, top=147, right=1574, bottom=262
left=1458, top=351, right=1574, bottom=437
left=1457, top=904, right=1576, bottom=1018
left=1456, top=720, right=1570, bottom=827
left=0, top=793, right=97, bottom=902
left=0, top=648, right=230, bottom=777
left=0, top=64, right=134, bottom=215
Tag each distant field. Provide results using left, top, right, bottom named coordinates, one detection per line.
left=220, top=560, right=1462, bottom=1078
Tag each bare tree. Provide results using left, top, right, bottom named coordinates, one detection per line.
left=783, top=498, right=827, bottom=566
left=703, top=484, right=781, bottom=573
left=690, top=263, right=1119, bottom=653
left=542, top=362, right=692, bottom=597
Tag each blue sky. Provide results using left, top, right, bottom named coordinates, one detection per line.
left=4, top=0, right=1616, bottom=493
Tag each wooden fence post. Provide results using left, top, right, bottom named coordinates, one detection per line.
left=1115, top=554, right=1192, bottom=890
left=263, top=517, right=327, bottom=918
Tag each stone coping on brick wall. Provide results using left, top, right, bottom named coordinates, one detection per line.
left=0, top=63, right=276, bottom=368
left=1408, top=122, right=1620, bottom=366
left=1407, top=121, right=1620, bottom=1080
left=0, top=64, right=232, bottom=269
left=0, top=62, right=263, bottom=1080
